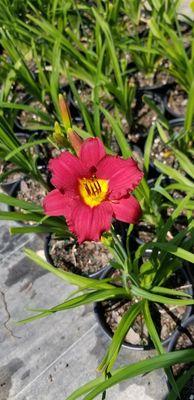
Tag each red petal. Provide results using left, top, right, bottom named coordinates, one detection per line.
left=43, top=189, right=72, bottom=217
left=96, top=155, right=143, bottom=198
left=68, top=201, right=113, bottom=243
left=112, top=195, right=141, bottom=224
left=49, top=151, right=87, bottom=191
left=79, top=138, right=106, bottom=170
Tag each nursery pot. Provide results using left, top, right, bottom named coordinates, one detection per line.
left=44, top=234, right=111, bottom=279
left=7, top=180, right=22, bottom=213
left=137, top=80, right=174, bottom=96
left=167, top=315, right=194, bottom=353
left=0, top=133, right=30, bottom=195
left=7, top=169, right=48, bottom=214
left=1, top=130, right=50, bottom=199
left=0, top=170, right=22, bottom=196
left=94, top=265, right=193, bottom=351
left=167, top=315, right=194, bottom=398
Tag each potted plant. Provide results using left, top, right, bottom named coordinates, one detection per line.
left=7, top=128, right=192, bottom=399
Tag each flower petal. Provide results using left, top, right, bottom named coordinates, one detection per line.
left=68, top=201, right=113, bottom=243
left=49, top=151, right=87, bottom=191
left=43, top=189, right=72, bottom=217
left=79, top=138, right=106, bottom=169
left=96, top=155, right=143, bottom=198
left=111, top=195, right=141, bottom=224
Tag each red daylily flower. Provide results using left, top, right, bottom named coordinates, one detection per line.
left=43, top=138, right=143, bottom=243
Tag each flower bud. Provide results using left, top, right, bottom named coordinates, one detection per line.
left=58, top=94, right=72, bottom=130
left=67, top=128, right=83, bottom=156
left=53, top=121, right=66, bottom=147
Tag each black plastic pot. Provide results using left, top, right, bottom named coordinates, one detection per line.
left=0, top=171, right=22, bottom=196
left=44, top=234, right=111, bottom=279
left=167, top=315, right=194, bottom=397
left=94, top=266, right=193, bottom=351
left=0, top=133, right=31, bottom=194
left=7, top=165, right=49, bottom=214
left=7, top=180, right=21, bottom=212
left=138, top=81, right=174, bottom=96
left=0, top=132, right=49, bottom=195
left=167, top=315, right=194, bottom=353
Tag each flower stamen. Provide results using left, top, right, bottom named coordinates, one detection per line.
left=79, top=177, right=109, bottom=207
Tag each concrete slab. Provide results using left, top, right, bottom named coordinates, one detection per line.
left=0, top=241, right=95, bottom=398
left=12, top=325, right=167, bottom=400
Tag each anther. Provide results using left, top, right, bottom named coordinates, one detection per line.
left=84, top=184, right=91, bottom=195
left=94, top=182, right=100, bottom=194
left=96, top=180, right=101, bottom=192
left=90, top=184, right=96, bottom=196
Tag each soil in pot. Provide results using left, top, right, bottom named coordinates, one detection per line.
left=150, top=135, right=180, bottom=168
left=166, top=85, right=188, bottom=117
left=100, top=269, right=191, bottom=347
left=0, top=162, right=23, bottom=185
left=10, top=178, right=47, bottom=216
left=48, top=235, right=113, bottom=276
left=131, top=93, right=164, bottom=147
left=131, top=60, right=173, bottom=90
left=132, top=218, right=188, bottom=246
left=133, top=222, right=156, bottom=245
left=17, top=178, right=47, bottom=205
left=165, top=190, right=194, bottom=218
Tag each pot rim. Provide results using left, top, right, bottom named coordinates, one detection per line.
left=167, top=314, right=194, bottom=353
left=94, top=264, right=193, bottom=351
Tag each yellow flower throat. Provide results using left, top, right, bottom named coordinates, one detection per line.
left=79, top=177, right=109, bottom=207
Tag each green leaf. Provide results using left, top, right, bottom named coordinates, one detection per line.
left=100, top=106, right=132, bottom=158
left=0, top=193, right=43, bottom=212
left=151, top=242, right=194, bottom=264
left=66, top=349, right=194, bottom=400
left=50, top=40, right=61, bottom=117
left=167, top=366, right=194, bottom=400
left=5, top=139, right=48, bottom=161
left=154, top=160, right=193, bottom=187
left=131, top=285, right=194, bottom=306
left=173, top=149, right=194, bottom=179
left=143, top=301, right=179, bottom=397
left=144, top=124, right=155, bottom=173
left=18, top=288, right=127, bottom=325
left=143, top=95, right=169, bottom=128
left=184, top=80, right=194, bottom=132
left=98, top=301, right=142, bottom=372
left=24, top=249, right=126, bottom=291
left=10, top=226, right=64, bottom=235
left=92, top=8, right=123, bottom=91
left=151, top=286, right=192, bottom=298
